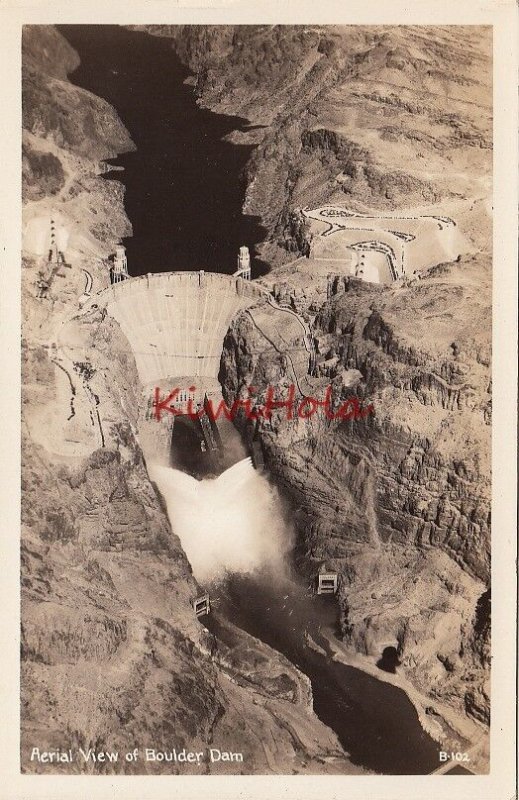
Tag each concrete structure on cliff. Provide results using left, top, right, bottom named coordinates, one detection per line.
left=234, top=246, right=251, bottom=280
left=109, top=244, right=130, bottom=284
left=85, top=271, right=266, bottom=464
left=303, top=206, right=468, bottom=285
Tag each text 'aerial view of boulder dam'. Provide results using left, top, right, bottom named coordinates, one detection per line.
left=21, top=24, right=491, bottom=775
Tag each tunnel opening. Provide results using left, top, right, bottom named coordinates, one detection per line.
left=169, top=415, right=221, bottom=478
left=169, top=413, right=249, bottom=479
left=376, top=645, right=402, bottom=674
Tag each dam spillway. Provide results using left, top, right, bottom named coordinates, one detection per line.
left=86, top=271, right=265, bottom=386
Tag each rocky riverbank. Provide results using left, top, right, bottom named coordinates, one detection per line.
left=21, top=25, right=365, bottom=775
left=21, top=22, right=491, bottom=773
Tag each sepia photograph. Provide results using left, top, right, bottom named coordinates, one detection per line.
left=3, top=6, right=514, bottom=797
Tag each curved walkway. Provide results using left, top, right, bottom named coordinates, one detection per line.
left=245, top=307, right=319, bottom=399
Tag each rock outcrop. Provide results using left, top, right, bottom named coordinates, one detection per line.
left=21, top=25, right=363, bottom=775
left=220, top=253, right=491, bottom=731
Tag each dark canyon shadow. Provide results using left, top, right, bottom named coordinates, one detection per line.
left=205, top=572, right=441, bottom=775
left=169, top=415, right=248, bottom=479
left=58, top=25, right=269, bottom=276
left=377, top=645, right=401, bottom=674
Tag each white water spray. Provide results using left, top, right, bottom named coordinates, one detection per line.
left=149, top=458, right=292, bottom=582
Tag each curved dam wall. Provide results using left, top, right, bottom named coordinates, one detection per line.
left=87, top=271, right=265, bottom=386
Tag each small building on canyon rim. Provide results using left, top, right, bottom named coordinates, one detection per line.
left=303, top=206, right=469, bottom=285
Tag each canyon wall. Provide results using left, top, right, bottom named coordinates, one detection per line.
left=220, top=255, right=491, bottom=728
left=163, top=24, right=492, bottom=730
left=21, top=26, right=361, bottom=774
left=144, top=24, right=491, bottom=265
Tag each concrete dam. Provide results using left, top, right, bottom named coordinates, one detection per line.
left=87, top=271, right=264, bottom=386
left=32, top=233, right=312, bottom=465
left=82, top=270, right=266, bottom=469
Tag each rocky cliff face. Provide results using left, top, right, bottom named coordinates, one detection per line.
left=21, top=26, right=362, bottom=775
left=220, top=254, right=491, bottom=730
left=144, top=24, right=491, bottom=264
left=154, top=23, right=492, bottom=733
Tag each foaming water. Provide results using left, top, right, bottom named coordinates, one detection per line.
left=149, top=457, right=442, bottom=775
left=149, top=458, right=292, bottom=582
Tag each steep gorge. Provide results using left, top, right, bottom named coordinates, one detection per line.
left=21, top=23, right=491, bottom=774
left=156, top=23, right=491, bottom=736
left=21, top=25, right=365, bottom=775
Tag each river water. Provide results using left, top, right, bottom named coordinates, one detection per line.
left=207, top=573, right=440, bottom=774
left=58, top=26, right=443, bottom=774
left=150, top=450, right=442, bottom=775
left=58, top=25, right=268, bottom=276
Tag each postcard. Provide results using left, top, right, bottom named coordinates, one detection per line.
left=1, top=2, right=517, bottom=799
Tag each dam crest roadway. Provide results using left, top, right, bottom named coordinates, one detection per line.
left=83, top=270, right=266, bottom=386
left=79, top=268, right=322, bottom=464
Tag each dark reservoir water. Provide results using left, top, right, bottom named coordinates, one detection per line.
left=57, top=25, right=268, bottom=276
left=57, top=25, right=447, bottom=776
left=205, top=573, right=442, bottom=775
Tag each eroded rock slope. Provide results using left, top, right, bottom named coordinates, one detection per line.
left=159, top=23, right=492, bottom=731
left=21, top=25, right=361, bottom=775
